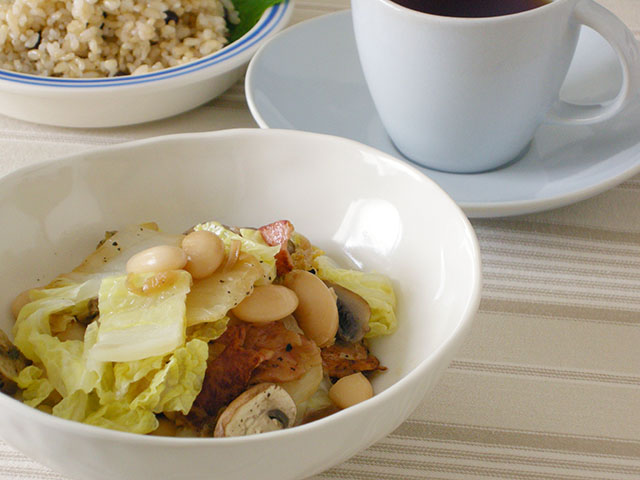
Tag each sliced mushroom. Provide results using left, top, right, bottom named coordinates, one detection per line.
left=324, top=281, right=371, bottom=343
left=214, top=383, right=297, bottom=437
left=0, top=328, right=29, bottom=395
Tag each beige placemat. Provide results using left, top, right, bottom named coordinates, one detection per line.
left=1, top=1, right=639, bottom=479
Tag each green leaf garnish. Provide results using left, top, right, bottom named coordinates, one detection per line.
left=227, top=0, right=286, bottom=43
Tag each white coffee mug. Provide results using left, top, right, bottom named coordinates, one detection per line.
left=351, top=0, right=640, bottom=173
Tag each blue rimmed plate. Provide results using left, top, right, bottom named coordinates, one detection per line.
left=0, top=0, right=293, bottom=127
left=246, top=10, right=640, bottom=218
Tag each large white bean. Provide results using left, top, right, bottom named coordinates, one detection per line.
left=328, top=373, right=373, bottom=409
left=126, top=245, right=187, bottom=274
left=232, top=285, right=298, bottom=323
left=181, top=230, right=225, bottom=279
left=283, top=270, right=338, bottom=347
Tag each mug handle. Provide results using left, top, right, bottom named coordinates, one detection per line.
left=546, top=0, right=640, bottom=125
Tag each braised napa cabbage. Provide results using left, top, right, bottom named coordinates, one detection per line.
left=9, top=221, right=397, bottom=434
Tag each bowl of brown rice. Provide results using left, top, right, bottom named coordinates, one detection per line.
left=0, top=0, right=293, bottom=127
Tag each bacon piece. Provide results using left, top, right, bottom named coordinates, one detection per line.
left=248, top=323, right=321, bottom=384
left=244, top=320, right=302, bottom=351
left=259, top=220, right=294, bottom=246
left=193, top=320, right=321, bottom=417
left=259, top=220, right=295, bottom=276
left=193, top=324, right=268, bottom=417
left=321, top=341, right=383, bottom=379
left=274, top=250, right=295, bottom=277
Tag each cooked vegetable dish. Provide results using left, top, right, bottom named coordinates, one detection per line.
left=1, top=220, right=397, bottom=437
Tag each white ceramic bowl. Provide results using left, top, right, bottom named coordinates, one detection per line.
left=0, top=1, right=293, bottom=128
left=0, top=129, right=481, bottom=480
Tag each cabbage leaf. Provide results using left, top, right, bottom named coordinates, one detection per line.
left=53, top=391, right=158, bottom=434
left=128, top=339, right=208, bottom=414
left=187, top=317, right=229, bottom=343
left=13, top=280, right=105, bottom=396
left=62, top=224, right=184, bottom=284
left=90, top=270, right=191, bottom=362
left=53, top=338, right=208, bottom=433
left=84, top=400, right=158, bottom=434
left=16, top=365, right=54, bottom=408
left=112, top=355, right=165, bottom=400
left=185, top=252, right=264, bottom=326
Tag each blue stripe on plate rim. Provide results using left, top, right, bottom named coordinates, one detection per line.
left=0, top=0, right=289, bottom=88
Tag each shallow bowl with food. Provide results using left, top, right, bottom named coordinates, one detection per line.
left=0, top=1, right=292, bottom=128
left=0, top=128, right=481, bottom=480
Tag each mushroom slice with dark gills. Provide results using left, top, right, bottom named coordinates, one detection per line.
left=0, top=328, right=29, bottom=395
left=324, top=281, right=371, bottom=343
left=214, top=383, right=296, bottom=437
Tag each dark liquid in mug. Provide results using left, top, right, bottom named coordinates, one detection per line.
left=390, top=0, right=552, bottom=17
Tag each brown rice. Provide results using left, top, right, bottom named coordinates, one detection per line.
left=0, top=0, right=238, bottom=77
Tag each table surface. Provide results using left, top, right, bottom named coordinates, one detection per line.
left=1, top=1, right=640, bottom=479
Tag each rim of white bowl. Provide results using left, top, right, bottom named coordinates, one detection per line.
left=0, top=0, right=291, bottom=88
left=0, top=128, right=482, bottom=446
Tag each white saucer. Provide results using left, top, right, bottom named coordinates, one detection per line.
left=246, top=11, right=640, bottom=218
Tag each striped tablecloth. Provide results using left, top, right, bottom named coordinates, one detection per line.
left=1, top=1, right=639, bottom=479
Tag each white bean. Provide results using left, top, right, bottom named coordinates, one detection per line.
left=181, top=230, right=224, bottom=279
left=328, top=373, right=373, bottom=409
left=283, top=270, right=338, bottom=347
left=232, top=285, right=298, bottom=323
left=126, top=245, right=187, bottom=274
